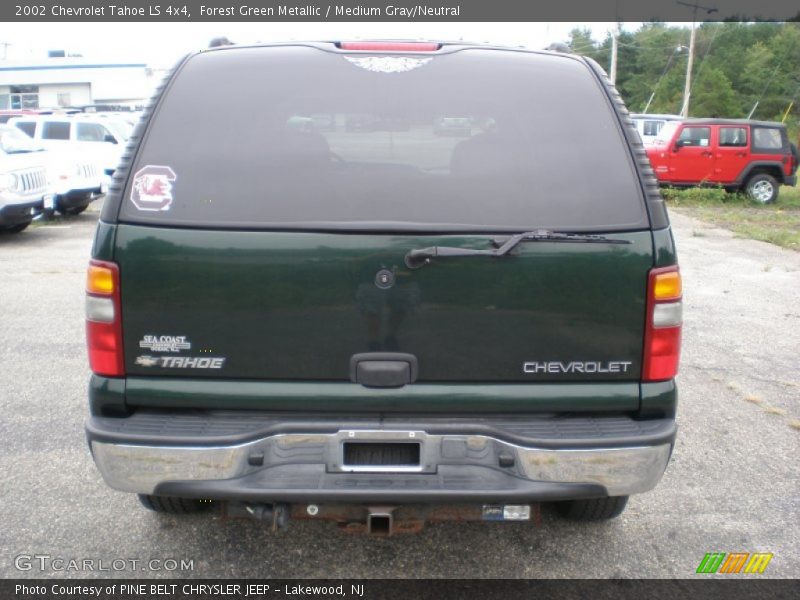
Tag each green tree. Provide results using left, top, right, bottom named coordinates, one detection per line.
left=767, top=24, right=800, bottom=122
left=688, top=67, right=739, bottom=117
left=620, top=23, right=687, bottom=112
left=739, top=42, right=778, bottom=117
left=568, top=28, right=600, bottom=58
left=566, top=21, right=799, bottom=127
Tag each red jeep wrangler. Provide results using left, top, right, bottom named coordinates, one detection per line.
left=646, top=118, right=798, bottom=203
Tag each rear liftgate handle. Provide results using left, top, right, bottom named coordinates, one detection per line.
left=349, top=353, right=419, bottom=388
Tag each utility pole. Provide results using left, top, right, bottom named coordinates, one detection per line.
left=677, top=1, right=717, bottom=117
left=609, top=26, right=619, bottom=85
left=609, top=1, right=620, bottom=84
left=680, top=23, right=696, bottom=117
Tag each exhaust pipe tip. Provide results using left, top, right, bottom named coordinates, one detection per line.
left=225, top=502, right=290, bottom=531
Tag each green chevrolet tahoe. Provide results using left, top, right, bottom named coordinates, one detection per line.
left=85, top=41, right=681, bottom=533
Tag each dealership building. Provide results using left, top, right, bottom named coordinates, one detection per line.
left=0, top=57, right=157, bottom=109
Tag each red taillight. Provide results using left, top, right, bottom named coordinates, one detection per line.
left=642, top=266, right=682, bottom=382
left=86, top=259, right=124, bottom=377
left=338, top=41, right=440, bottom=52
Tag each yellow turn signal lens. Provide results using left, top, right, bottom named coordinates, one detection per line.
left=653, top=271, right=682, bottom=300
left=87, top=264, right=115, bottom=295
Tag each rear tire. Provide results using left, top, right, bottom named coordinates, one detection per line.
left=555, top=496, right=629, bottom=521
left=138, top=494, right=212, bottom=514
left=745, top=173, right=779, bottom=204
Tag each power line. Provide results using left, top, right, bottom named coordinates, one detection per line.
left=747, top=61, right=783, bottom=118
left=642, top=45, right=686, bottom=113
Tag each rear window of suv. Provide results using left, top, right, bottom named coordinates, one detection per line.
left=120, top=46, right=647, bottom=232
left=42, top=121, right=71, bottom=140
left=752, top=127, right=783, bottom=151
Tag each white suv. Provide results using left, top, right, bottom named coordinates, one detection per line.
left=9, top=114, right=126, bottom=179
left=630, top=113, right=682, bottom=145
left=0, top=125, right=50, bottom=233
left=44, top=148, right=105, bottom=216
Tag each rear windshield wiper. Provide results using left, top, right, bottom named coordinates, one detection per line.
left=404, top=230, right=631, bottom=270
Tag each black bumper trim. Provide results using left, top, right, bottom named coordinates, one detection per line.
left=86, top=411, right=677, bottom=451
left=0, top=199, right=42, bottom=226
left=56, top=189, right=101, bottom=208
left=154, top=464, right=609, bottom=503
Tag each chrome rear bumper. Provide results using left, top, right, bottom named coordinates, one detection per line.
left=89, top=423, right=674, bottom=500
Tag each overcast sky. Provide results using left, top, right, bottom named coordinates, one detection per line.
left=0, top=22, right=652, bottom=67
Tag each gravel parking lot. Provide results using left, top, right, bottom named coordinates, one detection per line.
left=0, top=204, right=797, bottom=579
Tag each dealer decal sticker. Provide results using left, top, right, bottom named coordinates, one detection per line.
left=130, top=165, right=176, bottom=211
left=139, top=334, right=191, bottom=353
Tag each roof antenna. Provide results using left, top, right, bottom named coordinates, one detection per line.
left=545, top=42, right=571, bottom=53
left=208, top=37, right=234, bottom=48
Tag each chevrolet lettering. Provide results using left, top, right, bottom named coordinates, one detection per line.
left=85, top=41, right=682, bottom=532
left=523, top=361, right=634, bottom=374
